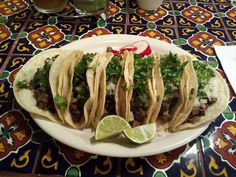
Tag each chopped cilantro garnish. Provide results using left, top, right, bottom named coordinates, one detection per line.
left=193, top=61, right=215, bottom=98
left=54, top=96, right=67, bottom=109
left=160, top=52, right=188, bottom=96
left=133, top=54, right=155, bottom=104
left=31, top=59, right=54, bottom=93
left=106, top=55, right=122, bottom=82
left=16, top=80, right=29, bottom=89
left=73, top=53, right=94, bottom=102
left=73, top=53, right=94, bottom=87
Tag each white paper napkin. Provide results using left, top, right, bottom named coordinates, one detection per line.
left=214, top=45, right=236, bottom=93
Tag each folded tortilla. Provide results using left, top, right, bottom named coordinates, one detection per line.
left=90, top=52, right=114, bottom=127
left=169, top=61, right=229, bottom=131
left=13, top=48, right=61, bottom=123
left=169, top=55, right=198, bottom=131
left=155, top=53, right=191, bottom=131
left=124, top=52, right=158, bottom=126
left=148, top=53, right=164, bottom=124
left=49, top=50, right=100, bottom=129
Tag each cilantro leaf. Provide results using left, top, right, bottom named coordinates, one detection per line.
left=54, top=96, right=67, bottom=109
left=193, top=60, right=215, bottom=98
left=16, top=80, right=29, bottom=89
left=160, top=52, right=188, bottom=96
left=133, top=54, right=155, bottom=103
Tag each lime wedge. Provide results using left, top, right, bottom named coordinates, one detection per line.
left=123, top=123, right=156, bottom=144
left=95, top=115, right=131, bottom=140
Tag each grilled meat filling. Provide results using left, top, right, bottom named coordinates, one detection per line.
left=104, top=54, right=122, bottom=115
left=69, top=53, right=94, bottom=122
left=185, top=61, right=216, bottom=123
left=28, top=56, right=58, bottom=113
left=131, top=54, right=154, bottom=123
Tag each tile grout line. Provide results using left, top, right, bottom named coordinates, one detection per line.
left=116, top=158, right=122, bottom=177
left=211, top=2, right=234, bottom=45
left=31, top=138, right=44, bottom=174
left=197, top=137, right=206, bottom=177
left=0, top=10, right=32, bottom=74
left=168, top=0, right=181, bottom=47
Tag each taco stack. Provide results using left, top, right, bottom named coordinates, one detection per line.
left=13, top=47, right=229, bottom=132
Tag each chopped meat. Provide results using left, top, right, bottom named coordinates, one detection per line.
left=36, top=92, right=49, bottom=110
left=188, top=116, right=199, bottom=123
left=208, top=97, right=217, bottom=105
left=33, top=90, right=56, bottom=113
left=69, top=103, right=82, bottom=122
left=105, top=95, right=116, bottom=115
left=158, top=96, right=177, bottom=122
left=131, top=91, right=147, bottom=123
left=188, top=102, right=208, bottom=122
left=191, top=107, right=200, bottom=116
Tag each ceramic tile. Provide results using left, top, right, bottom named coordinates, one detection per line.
left=128, top=0, right=175, bottom=26
left=35, top=139, right=118, bottom=177
left=177, top=27, right=230, bottom=58
left=0, top=54, right=7, bottom=69
left=200, top=101, right=236, bottom=177
left=12, top=21, right=75, bottom=54
left=121, top=142, right=203, bottom=177
left=213, top=0, right=232, bottom=3
left=0, top=55, right=32, bottom=102
left=214, top=3, right=236, bottom=29
left=228, top=29, right=236, bottom=43
left=0, top=0, right=31, bottom=21
left=0, top=21, right=25, bottom=55
left=75, top=23, right=125, bottom=39
left=0, top=102, right=42, bottom=173
left=127, top=25, right=178, bottom=44
left=173, top=2, right=224, bottom=29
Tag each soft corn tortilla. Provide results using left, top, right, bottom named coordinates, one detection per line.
left=170, top=66, right=229, bottom=131
left=118, top=51, right=134, bottom=122
left=13, top=48, right=61, bottom=123
left=49, top=50, right=99, bottom=129
left=125, top=51, right=158, bottom=125
left=148, top=53, right=164, bottom=124
left=169, top=55, right=198, bottom=131
left=90, top=52, right=114, bottom=127
left=155, top=54, right=193, bottom=131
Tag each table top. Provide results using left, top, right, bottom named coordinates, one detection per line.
left=0, top=0, right=236, bottom=177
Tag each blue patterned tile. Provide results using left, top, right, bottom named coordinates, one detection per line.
left=0, top=55, right=32, bottom=102
left=35, top=139, right=118, bottom=177
left=127, top=25, right=178, bottom=43
left=128, top=1, right=175, bottom=26
left=0, top=102, right=42, bottom=173
left=12, top=20, right=74, bottom=54
left=121, top=142, right=202, bottom=177
left=200, top=106, right=236, bottom=177
left=75, top=23, right=125, bottom=38
left=0, top=21, right=25, bottom=55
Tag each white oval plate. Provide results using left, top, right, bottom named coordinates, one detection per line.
left=33, top=34, right=208, bottom=157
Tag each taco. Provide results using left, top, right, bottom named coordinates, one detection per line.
left=13, top=48, right=61, bottom=123
left=169, top=55, right=198, bottom=131
left=155, top=52, right=191, bottom=131
left=148, top=53, right=165, bottom=124
left=126, top=52, right=157, bottom=126
left=169, top=60, right=229, bottom=131
left=50, top=50, right=100, bottom=129
left=90, top=51, right=131, bottom=127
